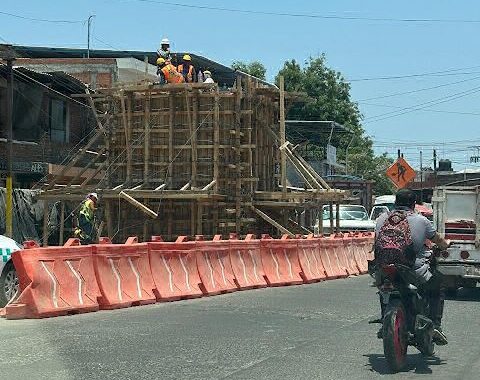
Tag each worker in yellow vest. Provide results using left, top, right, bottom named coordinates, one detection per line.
left=177, top=54, right=196, bottom=83
left=157, top=57, right=184, bottom=84
left=74, top=192, right=98, bottom=244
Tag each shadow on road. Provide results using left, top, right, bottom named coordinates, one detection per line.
left=364, top=353, right=447, bottom=374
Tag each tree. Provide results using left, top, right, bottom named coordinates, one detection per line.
left=231, top=60, right=267, bottom=80
left=276, top=55, right=395, bottom=195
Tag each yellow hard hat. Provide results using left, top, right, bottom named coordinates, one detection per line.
left=204, top=70, right=212, bottom=76
left=156, top=57, right=166, bottom=65
left=183, top=54, right=192, bottom=61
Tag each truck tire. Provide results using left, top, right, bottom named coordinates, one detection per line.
left=0, top=262, right=18, bottom=307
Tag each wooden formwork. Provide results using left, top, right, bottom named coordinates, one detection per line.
left=40, top=78, right=346, bottom=244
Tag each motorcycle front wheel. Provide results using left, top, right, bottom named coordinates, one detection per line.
left=383, top=300, right=408, bottom=372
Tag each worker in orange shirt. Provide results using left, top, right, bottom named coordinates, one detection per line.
left=177, top=54, right=196, bottom=83
left=156, top=57, right=184, bottom=84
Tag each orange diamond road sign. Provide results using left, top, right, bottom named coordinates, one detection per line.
left=386, top=157, right=416, bottom=189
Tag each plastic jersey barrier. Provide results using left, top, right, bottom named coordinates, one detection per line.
left=148, top=236, right=204, bottom=301
left=350, top=234, right=369, bottom=274
left=92, top=237, right=156, bottom=309
left=318, top=237, right=348, bottom=279
left=297, top=235, right=327, bottom=283
left=363, top=232, right=375, bottom=261
left=340, top=234, right=360, bottom=276
left=329, top=234, right=356, bottom=276
left=260, top=235, right=304, bottom=286
left=196, top=235, right=238, bottom=295
left=228, top=234, right=267, bottom=289
left=5, top=239, right=101, bottom=319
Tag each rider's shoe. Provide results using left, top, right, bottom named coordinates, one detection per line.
left=433, top=327, right=448, bottom=345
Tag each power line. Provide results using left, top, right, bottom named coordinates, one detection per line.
left=356, top=75, right=480, bottom=101
left=361, top=101, right=480, bottom=116
left=120, top=0, right=480, bottom=24
left=364, top=85, right=480, bottom=123
left=0, top=10, right=83, bottom=24
left=349, top=66, right=480, bottom=82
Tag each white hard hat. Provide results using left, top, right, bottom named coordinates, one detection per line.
left=161, top=38, right=170, bottom=45
left=88, top=192, right=98, bottom=201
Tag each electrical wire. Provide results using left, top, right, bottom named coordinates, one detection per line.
left=0, top=10, right=83, bottom=24
left=118, top=0, right=480, bottom=24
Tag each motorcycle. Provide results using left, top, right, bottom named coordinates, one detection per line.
left=369, top=252, right=439, bottom=372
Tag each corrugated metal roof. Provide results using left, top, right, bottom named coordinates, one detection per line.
left=9, top=45, right=239, bottom=87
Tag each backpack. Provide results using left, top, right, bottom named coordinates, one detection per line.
left=374, top=210, right=415, bottom=266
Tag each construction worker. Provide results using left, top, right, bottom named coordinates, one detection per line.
left=74, top=193, right=98, bottom=244
left=156, top=57, right=184, bottom=84
left=203, top=70, right=214, bottom=84
left=156, top=37, right=172, bottom=63
left=177, top=54, right=196, bottom=83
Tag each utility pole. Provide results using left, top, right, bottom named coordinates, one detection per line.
left=87, top=15, right=95, bottom=59
left=1, top=46, right=15, bottom=237
left=433, top=149, right=437, bottom=186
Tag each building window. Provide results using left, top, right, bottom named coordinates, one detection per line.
left=49, top=98, right=68, bottom=143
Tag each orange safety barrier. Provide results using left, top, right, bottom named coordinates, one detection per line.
left=260, top=235, right=304, bottom=286
left=297, top=235, right=327, bottom=283
left=92, top=237, right=156, bottom=310
left=318, top=237, right=348, bottom=279
left=340, top=234, right=360, bottom=276
left=5, top=239, right=101, bottom=319
left=363, top=232, right=375, bottom=261
left=196, top=235, right=238, bottom=295
left=228, top=234, right=267, bottom=289
left=350, top=234, right=369, bottom=274
left=148, top=236, right=204, bottom=301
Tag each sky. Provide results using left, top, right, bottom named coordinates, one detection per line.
left=2, top=0, right=480, bottom=170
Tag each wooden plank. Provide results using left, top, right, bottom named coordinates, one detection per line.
left=144, top=91, right=151, bottom=184
left=213, top=89, right=220, bottom=192
left=251, top=206, right=293, bottom=236
left=59, top=201, right=65, bottom=245
left=235, top=77, right=242, bottom=233
left=66, top=147, right=106, bottom=186
left=329, top=202, right=334, bottom=232
left=105, top=199, right=113, bottom=238
left=42, top=201, right=49, bottom=246
left=120, top=92, right=132, bottom=184
left=81, top=160, right=108, bottom=187
left=279, top=76, right=287, bottom=198
left=335, top=201, right=341, bottom=233
left=119, top=191, right=158, bottom=218
left=202, top=180, right=216, bottom=191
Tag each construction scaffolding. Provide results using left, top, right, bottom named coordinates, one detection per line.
left=39, top=76, right=346, bottom=244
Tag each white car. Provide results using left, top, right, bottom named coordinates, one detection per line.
left=314, top=205, right=376, bottom=235
left=0, top=235, right=21, bottom=307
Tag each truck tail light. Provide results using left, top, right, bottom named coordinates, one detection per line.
left=442, top=251, right=450, bottom=258
left=460, top=250, right=470, bottom=260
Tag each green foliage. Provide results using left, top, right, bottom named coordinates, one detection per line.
left=276, top=55, right=394, bottom=195
left=232, top=60, right=267, bottom=80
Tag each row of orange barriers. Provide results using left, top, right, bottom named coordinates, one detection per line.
left=3, top=232, right=374, bottom=319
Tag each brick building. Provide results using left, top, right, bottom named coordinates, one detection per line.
left=0, top=66, right=95, bottom=187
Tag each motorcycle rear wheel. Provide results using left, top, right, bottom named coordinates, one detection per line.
left=383, top=300, right=408, bottom=372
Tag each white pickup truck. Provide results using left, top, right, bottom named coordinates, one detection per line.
left=432, top=186, right=480, bottom=293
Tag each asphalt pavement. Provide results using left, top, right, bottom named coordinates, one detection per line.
left=1, top=275, right=479, bottom=380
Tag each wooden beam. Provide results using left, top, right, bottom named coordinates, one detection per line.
left=279, top=76, right=287, bottom=198
left=251, top=206, right=294, bottom=237
left=120, top=92, right=132, bottom=184
left=154, top=183, right=167, bottom=190
left=168, top=94, right=174, bottom=188
left=144, top=91, right=151, bottom=184
left=119, top=191, right=158, bottom=219
left=180, top=181, right=191, bottom=191
left=213, top=89, right=220, bottom=192
left=66, top=147, right=106, bottom=186
left=59, top=201, right=65, bottom=245
left=202, top=180, right=216, bottom=191
left=42, top=201, right=49, bottom=246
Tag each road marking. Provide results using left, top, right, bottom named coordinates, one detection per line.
left=40, top=261, right=58, bottom=308
left=128, top=257, right=142, bottom=298
left=108, top=258, right=123, bottom=301
left=66, top=260, right=83, bottom=305
left=161, top=255, right=174, bottom=292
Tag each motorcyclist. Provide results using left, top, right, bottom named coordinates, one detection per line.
left=374, top=188, right=449, bottom=345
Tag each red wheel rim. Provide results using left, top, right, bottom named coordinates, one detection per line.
left=393, top=307, right=407, bottom=363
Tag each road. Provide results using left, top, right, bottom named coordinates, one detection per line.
left=0, top=275, right=479, bottom=379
